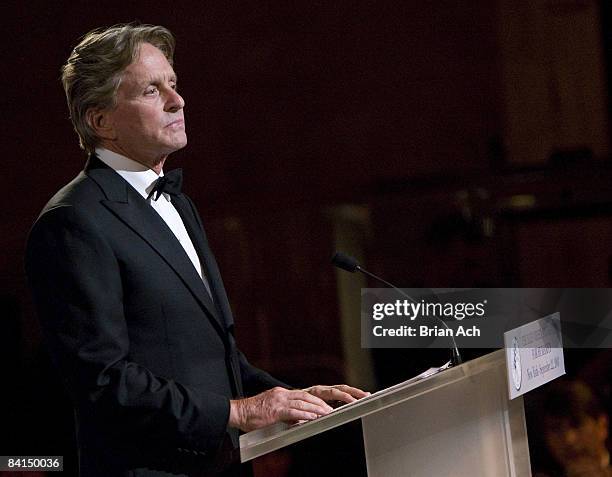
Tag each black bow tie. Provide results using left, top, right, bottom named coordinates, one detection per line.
left=147, top=168, right=183, bottom=201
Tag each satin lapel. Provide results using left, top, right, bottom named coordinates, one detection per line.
left=172, top=194, right=244, bottom=397
left=171, top=194, right=235, bottom=331
left=85, top=158, right=227, bottom=337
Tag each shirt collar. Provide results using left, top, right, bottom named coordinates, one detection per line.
left=95, top=147, right=168, bottom=201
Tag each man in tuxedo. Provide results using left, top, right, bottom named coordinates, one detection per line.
left=26, top=24, right=367, bottom=477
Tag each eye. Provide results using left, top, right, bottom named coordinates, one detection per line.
left=170, top=82, right=178, bottom=91
left=145, top=86, right=158, bottom=96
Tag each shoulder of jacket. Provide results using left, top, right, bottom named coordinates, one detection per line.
left=38, top=172, right=105, bottom=216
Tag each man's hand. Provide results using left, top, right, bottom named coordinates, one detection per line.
left=229, top=387, right=334, bottom=432
left=304, top=384, right=370, bottom=407
left=229, top=384, right=371, bottom=432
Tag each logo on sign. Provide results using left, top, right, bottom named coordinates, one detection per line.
left=511, top=336, right=522, bottom=390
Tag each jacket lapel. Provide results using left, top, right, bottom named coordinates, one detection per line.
left=172, top=195, right=244, bottom=397
left=171, top=194, right=236, bottom=331
left=84, top=156, right=227, bottom=338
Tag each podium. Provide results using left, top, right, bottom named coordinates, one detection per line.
left=240, top=350, right=532, bottom=476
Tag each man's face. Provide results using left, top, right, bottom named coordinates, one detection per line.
left=104, top=42, right=187, bottom=166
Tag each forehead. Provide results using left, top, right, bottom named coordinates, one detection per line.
left=121, top=43, right=176, bottom=84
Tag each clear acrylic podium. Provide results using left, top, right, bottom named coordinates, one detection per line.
left=240, top=350, right=531, bottom=476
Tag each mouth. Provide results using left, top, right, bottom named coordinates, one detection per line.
left=166, top=119, right=184, bottom=128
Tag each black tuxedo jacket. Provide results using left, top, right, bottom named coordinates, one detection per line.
left=26, top=155, right=286, bottom=476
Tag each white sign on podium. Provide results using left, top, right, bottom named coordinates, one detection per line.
left=504, top=313, right=565, bottom=400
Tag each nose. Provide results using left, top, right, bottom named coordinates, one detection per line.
left=165, top=87, right=185, bottom=113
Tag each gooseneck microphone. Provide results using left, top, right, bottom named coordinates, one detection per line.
left=331, top=252, right=463, bottom=366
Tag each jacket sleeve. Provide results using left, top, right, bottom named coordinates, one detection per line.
left=236, top=348, right=293, bottom=395
left=25, top=204, right=231, bottom=460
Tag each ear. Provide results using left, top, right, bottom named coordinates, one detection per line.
left=86, top=107, right=116, bottom=141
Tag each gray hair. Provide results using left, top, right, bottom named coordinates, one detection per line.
left=61, top=23, right=175, bottom=153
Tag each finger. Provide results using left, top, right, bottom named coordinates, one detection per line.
left=286, top=419, right=308, bottom=427
left=307, top=386, right=356, bottom=403
left=326, top=388, right=358, bottom=404
left=290, top=390, right=334, bottom=413
left=282, top=409, right=320, bottom=422
left=288, top=399, right=332, bottom=416
left=304, top=386, right=337, bottom=400
left=335, top=385, right=371, bottom=399
left=318, top=386, right=370, bottom=403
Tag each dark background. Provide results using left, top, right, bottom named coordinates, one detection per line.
left=3, top=1, right=612, bottom=475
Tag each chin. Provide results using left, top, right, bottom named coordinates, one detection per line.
left=176, top=137, right=188, bottom=150
left=166, top=137, right=188, bottom=153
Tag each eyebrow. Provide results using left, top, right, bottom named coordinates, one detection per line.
left=137, top=73, right=178, bottom=89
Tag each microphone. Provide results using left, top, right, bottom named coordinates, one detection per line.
left=331, top=251, right=463, bottom=366
left=331, top=252, right=359, bottom=273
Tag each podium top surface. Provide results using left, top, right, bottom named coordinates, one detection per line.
left=240, top=349, right=506, bottom=463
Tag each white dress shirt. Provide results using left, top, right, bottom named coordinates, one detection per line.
left=95, top=148, right=211, bottom=296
